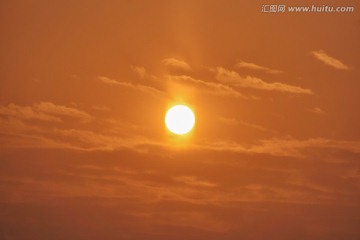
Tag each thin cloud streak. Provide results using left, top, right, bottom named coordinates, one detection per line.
left=236, top=61, right=283, bottom=74
left=162, top=58, right=192, bottom=72
left=217, top=117, right=269, bottom=132
left=311, top=50, right=349, bottom=70
left=36, top=102, right=92, bottom=122
left=98, top=76, right=166, bottom=98
left=0, top=117, right=154, bottom=151
left=217, top=117, right=239, bottom=126
left=167, top=75, right=245, bottom=98
left=0, top=102, right=92, bottom=123
left=197, top=137, right=360, bottom=157
left=131, top=65, right=147, bottom=79
left=215, top=67, right=313, bottom=95
left=174, top=176, right=218, bottom=188
left=0, top=103, right=61, bottom=122
left=309, top=107, right=326, bottom=115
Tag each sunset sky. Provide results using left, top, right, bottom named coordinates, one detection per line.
left=1, top=1, right=360, bottom=239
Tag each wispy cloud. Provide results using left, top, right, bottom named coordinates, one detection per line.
left=98, top=76, right=166, bottom=98
left=215, top=67, right=313, bottom=95
left=198, top=137, right=360, bottom=157
left=254, top=137, right=360, bottom=157
left=309, top=107, right=325, bottom=115
left=174, top=176, right=217, bottom=188
left=218, top=117, right=269, bottom=132
left=36, top=102, right=92, bottom=122
left=3, top=103, right=359, bottom=158
left=239, top=120, right=269, bottom=132
left=311, top=50, right=349, bottom=70
left=236, top=61, right=282, bottom=74
left=0, top=102, right=92, bottom=123
left=131, top=65, right=147, bottom=79
left=51, top=128, right=152, bottom=151
left=0, top=101, right=159, bottom=152
left=0, top=103, right=60, bottom=122
left=92, top=105, right=111, bottom=111
left=217, top=117, right=239, bottom=126
left=162, top=58, right=192, bottom=72
left=0, top=116, right=155, bottom=151
left=98, top=76, right=120, bottom=85
left=167, top=75, right=245, bottom=98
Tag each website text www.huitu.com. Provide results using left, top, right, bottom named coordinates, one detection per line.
left=261, top=5, right=355, bottom=13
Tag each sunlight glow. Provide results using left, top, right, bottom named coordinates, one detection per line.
left=165, top=105, right=195, bottom=135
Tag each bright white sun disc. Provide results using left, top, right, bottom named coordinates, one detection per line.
left=165, top=105, right=195, bottom=135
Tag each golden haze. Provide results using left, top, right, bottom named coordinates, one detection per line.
left=0, top=1, right=360, bottom=240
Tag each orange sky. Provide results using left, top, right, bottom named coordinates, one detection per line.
left=1, top=1, right=360, bottom=239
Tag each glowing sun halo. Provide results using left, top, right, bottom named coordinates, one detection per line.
left=165, top=105, right=195, bottom=135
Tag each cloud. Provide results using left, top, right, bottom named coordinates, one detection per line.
left=35, top=102, right=92, bottom=122
left=0, top=102, right=159, bottom=152
left=311, top=50, right=349, bottom=70
left=167, top=75, right=245, bottom=98
left=309, top=107, right=325, bottom=115
left=217, top=117, right=239, bottom=126
left=198, top=137, right=360, bottom=157
left=215, top=67, right=313, bottom=94
left=1, top=102, right=358, bottom=158
left=2, top=104, right=359, bottom=158
left=254, top=137, right=360, bottom=157
left=236, top=61, right=283, bottom=74
left=98, top=76, right=166, bottom=98
left=131, top=65, right=147, bottom=79
left=218, top=117, right=269, bottom=132
left=238, top=120, right=269, bottom=132
left=92, top=105, right=111, bottom=111
left=0, top=103, right=61, bottom=122
left=0, top=116, right=155, bottom=151
left=0, top=102, right=92, bottom=123
left=174, top=176, right=218, bottom=188
left=97, top=76, right=120, bottom=85
left=162, top=58, right=192, bottom=72
left=51, top=128, right=152, bottom=151
left=0, top=102, right=149, bottom=151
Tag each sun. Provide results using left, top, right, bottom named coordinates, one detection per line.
left=165, top=105, right=195, bottom=135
